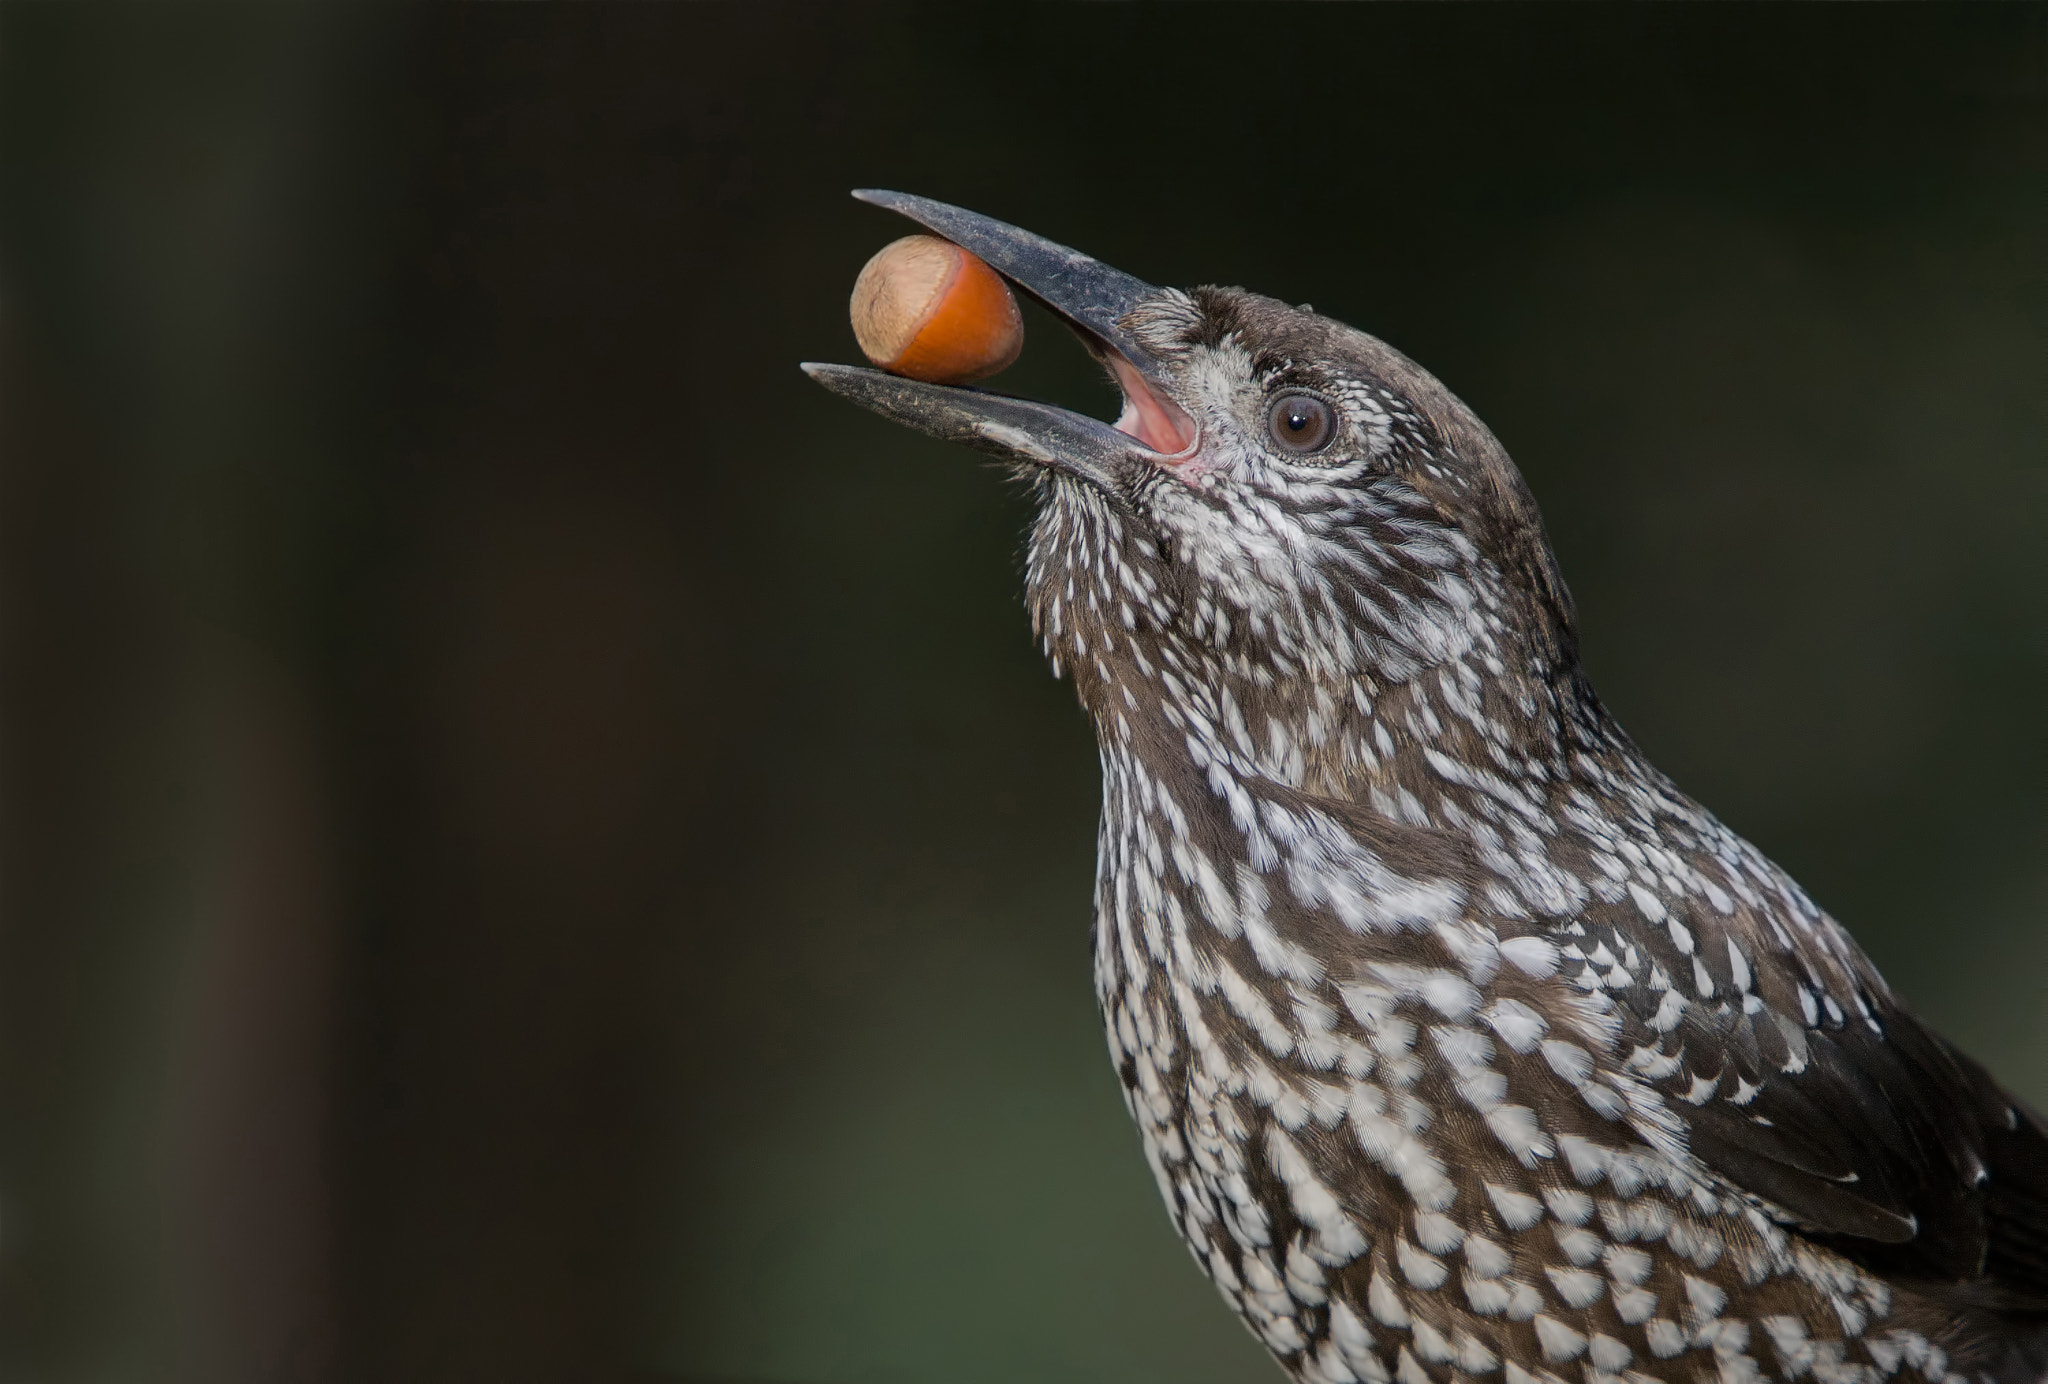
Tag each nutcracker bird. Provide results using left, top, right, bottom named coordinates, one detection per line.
left=803, top=193, right=2048, bottom=1384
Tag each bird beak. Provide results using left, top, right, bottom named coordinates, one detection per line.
left=801, top=190, right=1198, bottom=494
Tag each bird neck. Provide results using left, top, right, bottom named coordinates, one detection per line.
left=1022, top=473, right=1619, bottom=846
left=1080, top=609, right=1611, bottom=842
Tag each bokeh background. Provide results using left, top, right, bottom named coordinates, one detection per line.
left=0, top=6, right=2043, bottom=1382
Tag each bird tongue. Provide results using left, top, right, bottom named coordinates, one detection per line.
left=1104, top=351, right=1197, bottom=456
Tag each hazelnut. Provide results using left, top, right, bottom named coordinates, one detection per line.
left=850, top=234, right=1023, bottom=385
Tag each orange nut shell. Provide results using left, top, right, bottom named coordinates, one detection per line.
left=849, top=234, right=1024, bottom=385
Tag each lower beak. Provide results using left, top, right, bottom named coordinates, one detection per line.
left=801, top=191, right=1196, bottom=494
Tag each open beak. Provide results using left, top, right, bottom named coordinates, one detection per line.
left=801, top=191, right=1198, bottom=495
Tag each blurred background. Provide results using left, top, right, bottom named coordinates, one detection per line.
left=0, top=6, right=2042, bottom=1382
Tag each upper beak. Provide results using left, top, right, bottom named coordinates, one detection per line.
left=801, top=191, right=1197, bottom=494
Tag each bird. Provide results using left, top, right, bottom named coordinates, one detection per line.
left=805, top=192, right=2048, bottom=1384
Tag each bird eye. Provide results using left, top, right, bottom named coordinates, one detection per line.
left=1266, top=393, right=1336, bottom=455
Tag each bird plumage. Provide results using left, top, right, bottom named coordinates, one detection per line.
left=808, top=196, right=2048, bottom=1384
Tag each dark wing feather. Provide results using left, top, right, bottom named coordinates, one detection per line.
left=1636, top=886, right=2048, bottom=1302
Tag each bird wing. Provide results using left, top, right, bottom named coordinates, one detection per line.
left=1255, top=738, right=2048, bottom=1303
left=1576, top=839, right=2048, bottom=1303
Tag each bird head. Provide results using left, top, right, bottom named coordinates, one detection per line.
left=806, top=194, right=1581, bottom=759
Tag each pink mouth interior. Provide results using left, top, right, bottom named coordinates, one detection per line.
left=1105, top=353, right=1198, bottom=456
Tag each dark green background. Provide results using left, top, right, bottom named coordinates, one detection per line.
left=0, top=6, right=2043, bottom=1382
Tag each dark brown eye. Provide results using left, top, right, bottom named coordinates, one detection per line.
left=1266, top=393, right=1336, bottom=455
